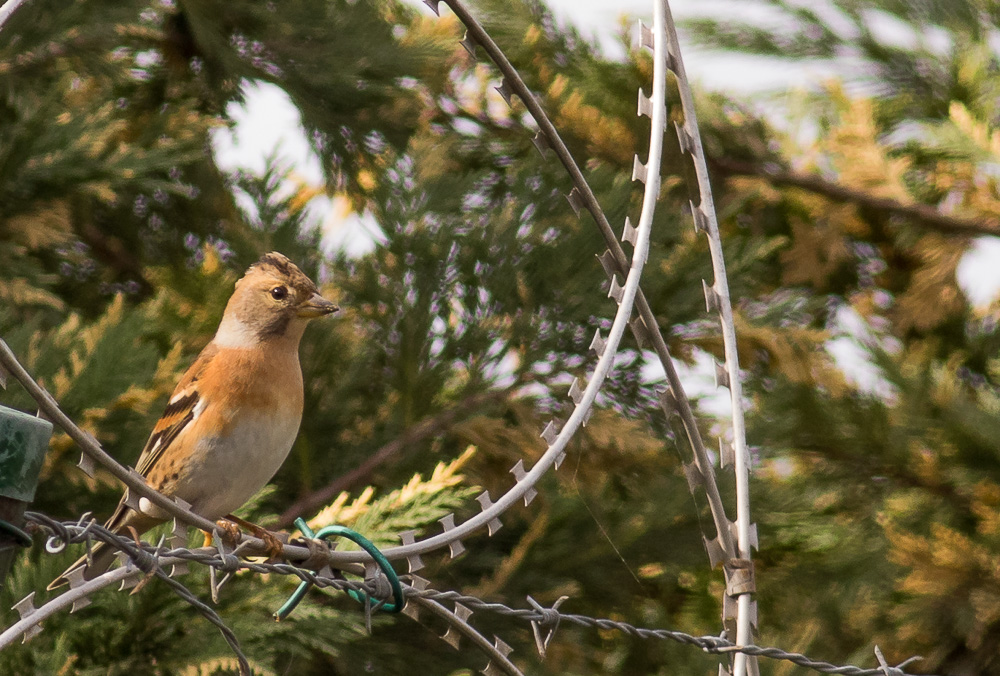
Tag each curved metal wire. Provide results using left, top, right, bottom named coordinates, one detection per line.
left=1, top=3, right=754, bottom=670
left=428, top=0, right=739, bottom=564
left=658, top=5, right=758, bottom=673
left=0, top=0, right=30, bottom=33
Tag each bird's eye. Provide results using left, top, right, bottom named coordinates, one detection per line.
left=270, top=286, right=288, bottom=301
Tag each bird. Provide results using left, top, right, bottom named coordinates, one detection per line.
left=48, top=252, right=339, bottom=590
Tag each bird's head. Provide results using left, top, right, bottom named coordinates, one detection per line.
left=215, top=252, right=339, bottom=348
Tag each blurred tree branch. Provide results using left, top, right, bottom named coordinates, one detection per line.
left=711, top=156, right=1000, bottom=238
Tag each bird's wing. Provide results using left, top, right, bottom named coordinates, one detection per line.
left=103, top=343, right=218, bottom=533
left=134, top=342, right=218, bottom=477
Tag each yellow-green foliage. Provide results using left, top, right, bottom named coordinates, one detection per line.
left=306, top=446, right=479, bottom=549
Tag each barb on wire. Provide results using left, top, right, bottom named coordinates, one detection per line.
left=407, top=593, right=522, bottom=676
left=526, top=594, right=566, bottom=658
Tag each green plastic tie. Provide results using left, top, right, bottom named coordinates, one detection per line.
left=274, top=517, right=404, bottom=621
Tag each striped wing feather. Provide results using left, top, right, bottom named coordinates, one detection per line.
left=105, top=343, right=218, bottom=531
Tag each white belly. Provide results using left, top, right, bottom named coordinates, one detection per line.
left=173, top=409, right=301, bottom=520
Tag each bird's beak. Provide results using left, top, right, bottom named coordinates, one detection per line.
left=296, top=292, right=340, bottom=319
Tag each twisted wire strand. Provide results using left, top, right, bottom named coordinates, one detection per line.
left=8, top=514, right=251, bottom=674
left=8, top=517, right=926, bottom=676
left=411, top=587, right=926, bottom=676
left=11, top=515, right=522, bottom=676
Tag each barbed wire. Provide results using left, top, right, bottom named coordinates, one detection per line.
left=7, top=516, right=927, bottom=676
left=10, top=513, right=524, bottom=676
left=0, top=1, right=936, bottom=675
left=406, top=587, right=926, bottom=676
left=9, top=514, right=252, bottom=673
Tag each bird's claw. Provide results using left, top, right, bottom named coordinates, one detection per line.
left=258, top=529, right=286, bottom=560
left=221, top=514, right=286, bottom=560
left=214, top=519, right=243, bottom=549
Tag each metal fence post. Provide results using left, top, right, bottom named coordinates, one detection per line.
left=0, top=404, right=53, bottom=588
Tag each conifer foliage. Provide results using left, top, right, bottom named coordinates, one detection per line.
left=1, top=0, right=999, bottom=674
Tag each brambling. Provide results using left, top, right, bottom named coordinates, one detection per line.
left=49, top=252, right=338, bottom=590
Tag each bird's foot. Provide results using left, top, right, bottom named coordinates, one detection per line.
left=211, top=519, right=244, bottom=550
left=222, top=514, right=286, bottom=560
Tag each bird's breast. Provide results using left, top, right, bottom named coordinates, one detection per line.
left=175, top=346, right=304, bottom=519
left=183, top=404, right=302, bottom=519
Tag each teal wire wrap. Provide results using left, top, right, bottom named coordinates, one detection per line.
left=274, top=518, right=404, bottom=621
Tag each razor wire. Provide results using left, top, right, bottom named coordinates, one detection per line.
left=5, top=517, right=927, bottom=676
left=659, top=3, right=758, bottom=673
left=0, top=0, right=916, bottom=674
left=0, top=0, right=748, bottom=669
left=424, top=1, right=758, bottom=673
left=0, top=0, right=678, bottom=575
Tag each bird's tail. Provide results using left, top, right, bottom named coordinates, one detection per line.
left=47, top=500, right=161, bottom=591
left=46, top=540, right=122, bottom=591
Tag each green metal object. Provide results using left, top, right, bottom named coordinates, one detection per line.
left=0, top=403, right=53, bottom=588
left=0, top=404, right=52, bottom=502
left=0, top=519, right=32, bottom=547
left=274, top=517, right=404, bottom=621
